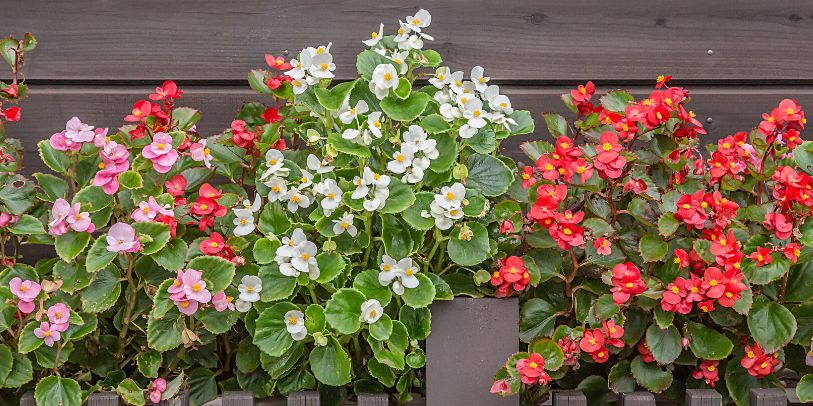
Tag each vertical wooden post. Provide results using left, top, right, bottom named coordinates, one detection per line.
left=157, top=391, right=190, bottom=406
left=620, top=392, right=656, bottom=406
left=426, top=297, right=519, bottom=406
left=749, top=389, right=787, bottom=406
left=88, top=391, right=121, bottom=405
left=287, top=391, right=319, bottom=406
left=223, top=391, right=254, bottom=406
left=357, top=393, right=389, bottom=405
left=684, top=389, right=722, bottom=406
left=20, top=392, right=35, bottom=406
left=551, top=390, right=587, bottom=406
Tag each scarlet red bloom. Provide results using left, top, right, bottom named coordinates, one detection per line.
left=610, top=262, right=645, bottom=304
left=645, top=105, right=671, bottom=129
left=579, top=329, right=605, bottom=354
left=125, top=100, right=153, bottom=122
left=520, top=166, right=536, bottom=189
left=741, top=342, right=779, bottom=378
left=602, top=320, right=624, bottom=348
left=692, top=360, right=719, bottom=387
left=748, top=247, right=773, bottom=267
left=491, top=256, right=530, bottom=297
left=499, top=219, right=515, bottom=235
left=265, top=54, right=292, bottom=71
left=700, top=267, right=726, bottom=299
left=593, top=132, right=626, bottom=179
left=201, top=233, right=226, bottom=255
left=2, top=106, right=20, bottom=122
left=655, top=75, right=672, bottom=89
left=262, top=107, right=282, bottom=123
left=570, top=81, right=595, bottom=103
left=516, top=353, right=551, bottom=385
left=149, top=80, right=183, bottom=101
left=782, top=243, right=801, bottom=264
left=637, top=340, right=655, bottom=363
left=165, top=174, right=187, bottom=197
left=673, top=249, right=690, bottom=268
left=763, top=212, right=793, bottom=240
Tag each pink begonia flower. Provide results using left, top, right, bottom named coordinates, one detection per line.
left=212, top=291, right=235, bottom=312
left=33, top=322, right=61, bottom=347
left=93, top=128, right=112, bottom=149
left=49, top=131, right=82, bottom=152
left=65, top=203, right=94, bottom=233
left=46, top=303, right=71, bottom=332
left=50, top=199, right=94, bottom=234
left=0, top=212, right=18, bottom=227
left=167, top=270, right=186, bottom=301
left=490, top=379, right=511, bottom=395
left=174, top=299, right=199, bottom=316
left=149, top=378, right=167, bottom=403
left=106, top=222, right=141, bottom=253
left=132, top=196, right=174, bottom=222
left=9, top=277, right=41, bottom=302
left=94, top=142, right=130, bottom=195
left=181, top=269, right=212, bottom=304
left=141, top=132, right=179, bottom=173
left=189, top=139, right=213, bottom=168
left=64, top=117, right=95, bottom=143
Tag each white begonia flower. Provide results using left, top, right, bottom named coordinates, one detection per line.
left=429, top=202, right=465, bottom=230
left=448, top=71, right=466, bottom=94
left=429, top=67, right=451, bottom=89
left=364, top=188, right=390, bottom=212
left=487, top=94, right=513, bottom=115
left=405, top=9, right=432, bottom=32
left=471, top=66, right=490, bottom=92
left=276, top=228, right=320, bottom=280
left=232, top=210, right=256, bottom=237
left=235, top=299, right=252, bottom=313
left=387, top=146, right=414, bottom=174
left=435, top=182, right=466, bottom=210
left=284, top=310, right=308, bottom=341
left=367, top=111, right=385, bottom=139
left=286, top=51, right=311, bottom=80
left=238, top=275, right=262, bottom=303
left=238, top=193, right=262, bottom=213
left=363, top=23, right=384, bottom=47
left=463, top=98, right=488, bottom=129
left=378, top=256, right=421, bottom=295
left=397, top=257, right=420, bottom=289
left=439, top=103, right=462, bottom=122
left=308, top=52, right=336, bottom=79
left=404, top=158, right=431, bottom=184
left=433, top=89, right=452, bottom=104
left=277, top=228, right=308, bottom=257
left=370, top=64, right=399, bottom=100
left=306, top=43, right=332, bottom=56
left=261, top=149, right=289, bottom=180
left=284, top=189, right=311, bottom=213
left=389, top=51, right=409, bottom=75
left=265, top=177, right=288, bottom=202
left=339, top=100, right=369, bottom=125
left=351, top=175, right=369, bottom=199
left=316, top=179, right=343, bottom=216
left=379, top=255, right=399, bottom=285
left=458, top=124, right=478, bottom=139
left=307, top=154, right=334, bottom=174
left=365, top=166, right=391, bottom=188
left=332, top=213, right=358, bottom=237
left=403, top=125, right=437, bottom=155
left=297, top=169, right=314, bottom=190
left=342, top=128, right=362, bottom=143
left=360, top=299, right=384, bottom=324
left=290, top=78, right=309, bottom=95
left=393, top=21, right=412, bottom=43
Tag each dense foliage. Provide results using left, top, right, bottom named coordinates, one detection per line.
left=492, top=77, right=813, bottom=405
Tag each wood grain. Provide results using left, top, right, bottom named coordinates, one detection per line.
left=2, top=0, right=812, bottom=82
left=8, top=85, right=813, bottom=176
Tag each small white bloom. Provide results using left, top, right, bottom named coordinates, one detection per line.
left=429, top=67, right=451, bottom=89
left=462, top=98, right=487, bottom=129
left=332, top=213, right=358, bottom=237
left=317, top=179, right=343, bottom=215
left=308, top=52, right=336, bottom=79
left=284, top=190, right=311, bottom=213
left=389, top=51, right=409, bottom=75
left=286, top=51, right=312, bottom=79
left=296, top=169, right=314, bottom=190
left=235, top=299, right=252, bottom=313
left=435, top=182, right=466, bottom=210
left=403, top=125, right=436, bottom=154
left=448, top=71, right=466, bottom=94
left=363, top=23, right=384, bottom=47
left=379, top=255, right=399, bottom=285
left=291, top=78, right=308, bottom=95
left=351, top=175, right=370, bottom=199
left=239, top=194, right=262, bottom=213
left=342, top=128, right=362, bottom=144
left=363, top=188, right=389, bottom=211
left=393, top=21, right=412, bottom=43
left=405, top=9, right=432, bottom=32
left=307, top=154, right=334, bottom=174
left=387, top=146, right=414, bottom=174
left=378, top=256, right=421, bottom=295
left=471, top=66, right=490, bottom=92
left=364, top=166, right=391, bottom=188
left=232, top=210, right=256, bottom=237
left=238, top=275, right=262, bottom=303
left=339, top=100, right=369, bottom=125
left=459, top=124, right=478, bottom=139
left=265, top=177, right=288, bottom=202
left=367, top=111, right=385, bottom=139
left=370, top=64, right=399, bottom=100
left=261, top=149, right=289, bottom=180
left=397, top=257, right=420, bottom=289
left=284, top=310, right=308, bottom=341
left=360, top=299, right=384, bottom=324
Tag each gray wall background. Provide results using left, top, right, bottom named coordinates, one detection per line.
left=3, top=0, right=813, bottom=171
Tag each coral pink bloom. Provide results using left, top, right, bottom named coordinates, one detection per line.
left=47, top=303, right=71, bottom=332
left=763, top=212, right=793, bottom=240
left=106, top=222, right=141, bottom=253
left=189, top=139, right=213, bottom=168
left=49, top=131, right=83, bottom=152
left=181, top=269, right=212, bottom=304
left=149, top=377, right=167, bottom=403
left=212, top=291, right=235, bottom=312
left=65, top=203, right=93, bottom=233
left=132, top=196, right=174, bottom=222
left=63, top=117, right=95, bottom=143
left=165, top=174, right=187, bottom=197
left=489, top=379, right=511, bottom=395
left=125, top=100, right=152, bottom=122
left=10, top=277, right=41, bottom=303
left=516, top=353, right=551, bottom=385
left=570, top=81, right=595, bottom=103
left=34, top=322, right=61, bottom=347
left=579, top=329, right=605, bottom=353
left=200, top=232, right=226, bottom=255
left=149, top=80, right=183, bottom=101
left=142, top=132, right=179, bottom=173
left=594, top=237, right=612, bottom=256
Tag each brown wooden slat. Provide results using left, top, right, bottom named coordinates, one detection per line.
left=3, top=0, right=813, bottom=82
left=7, top=84, right=813, bottom=177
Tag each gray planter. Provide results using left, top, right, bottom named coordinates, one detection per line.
left=426, top=297, right=519, bottom=406
left=158, top=391, right=190, bottom=406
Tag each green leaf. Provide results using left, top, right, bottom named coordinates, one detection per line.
left=63, top=312, right=97, bottom=341
left=429, top=134, right=457, bottom=172
left=380, top=92, right=430, bottom=122
left=33, top=173, right=67, bottom=202
left=381, top=213, right=415, bottom=259
left=147, top=312, right=183, bottom=352
left=132, top=222, right=171, bottom=255
left=327, top=131, right=371, bottom=158
left=325, top=288, right=366, bottom=334
left=356, top=50, right=398, bottom=81
left=657, top=213, right=679, bottom=237
left=353, top=269, right=392, bottom=307
left=35, top=376, right=81, bottom=406
left=118, top=379, right=146, bottom=406
left=85, top=235, right=117, bottom=273
left=645, top=324, right=682, bottom=364
left=747, top=300, right=797, bottom=352
left=73, top=185, right=114, bottom=211
left=401, top=273, right=436, bottom=308
left=314, top=80, right=357, bottom=111
left=600, top=90, right=634, bottom=113
left=686, top=321, right=733, bottom=360
left=608, top=360, right=636, bottom=394
left=254, top=302, right=299, bottom=357
left=794, top=140, right=813, bottom=175
left=152, top=238, right=187, bottom=272
left=402, top=192, right=435, bottom=230
left=309, top=336, right=352, bottom=386
left=519, top=298, right=558, bottom=343
left=258, top=264, right=297, bottom=301
left=630, top=355, right=673, bottom=393
left=798, top=374, right=813, bottom=403
left=725, top=363, right=780, bottom=406
left=187, top=255, right=235, bottom=292
left=81, top=265, right=121, bottom=313
left=542, top=113, right=568, bottom=137
left=118, top=171, right=143, bottom=189
left=369, top=314, right=393, bottom=341
left=1, top=352, right=32, bottom=388
left=54, top=231, right=91, bottom=262
left=639, top=234, right=668, bottom=262
left=315, top=252, right=347, bottom=284
left=466, top=153, right=513, bottom=197
left=253, top=237, right=280, bottom=264
left=258, top=202, right=292, bottom=235
left=447, top=222, right=490, bottom=266
left=199, top=306, right=240, bottom=334
left=394, top=77, right=411, bottom=99
left=172, top=107, right=201, bottom=130
left=420, top=114, right=450, bottom=134
left=162, top=372, right=185, bottom=400
left=508, top=110, right=535, bottom=136
left=136, top=351, right=162, bottom=379
left=367, top=320, right=409, bottom=370
left=399, top=306, right=431, bottom=340
left=784, top=262, right=813, bottom=302
left=37, top=140, right=71, bottom=172
left=528, top=338, right=564, bottom=371
left=18, top=322, right=43, bottom=353
left=188, top=368, right=218, bottom=406
left=304, top=304, right=326, bottom=334
left=0, top=345, right=11, bottom=384
left=379, top=178, right=416, bottom=214
left=248, top=69, right=273, bottom=96
left=8, top=214, right=45, bottom=235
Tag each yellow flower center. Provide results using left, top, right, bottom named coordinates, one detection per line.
left=602, top=143, right=613, bottom=152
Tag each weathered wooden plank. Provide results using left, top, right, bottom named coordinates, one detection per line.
left=3, top=0, right=813, bottom=82
left=7, top=85, right=813, bottom=177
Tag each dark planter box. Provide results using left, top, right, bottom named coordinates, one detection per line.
left=426, top=297, right=520, bottom=406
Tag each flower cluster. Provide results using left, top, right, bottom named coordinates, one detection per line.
left=275, top=228, right=320, bottom=280
left=740, top=342, right=780, bottom=378
left=490, top=256, right=530, bottom=298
